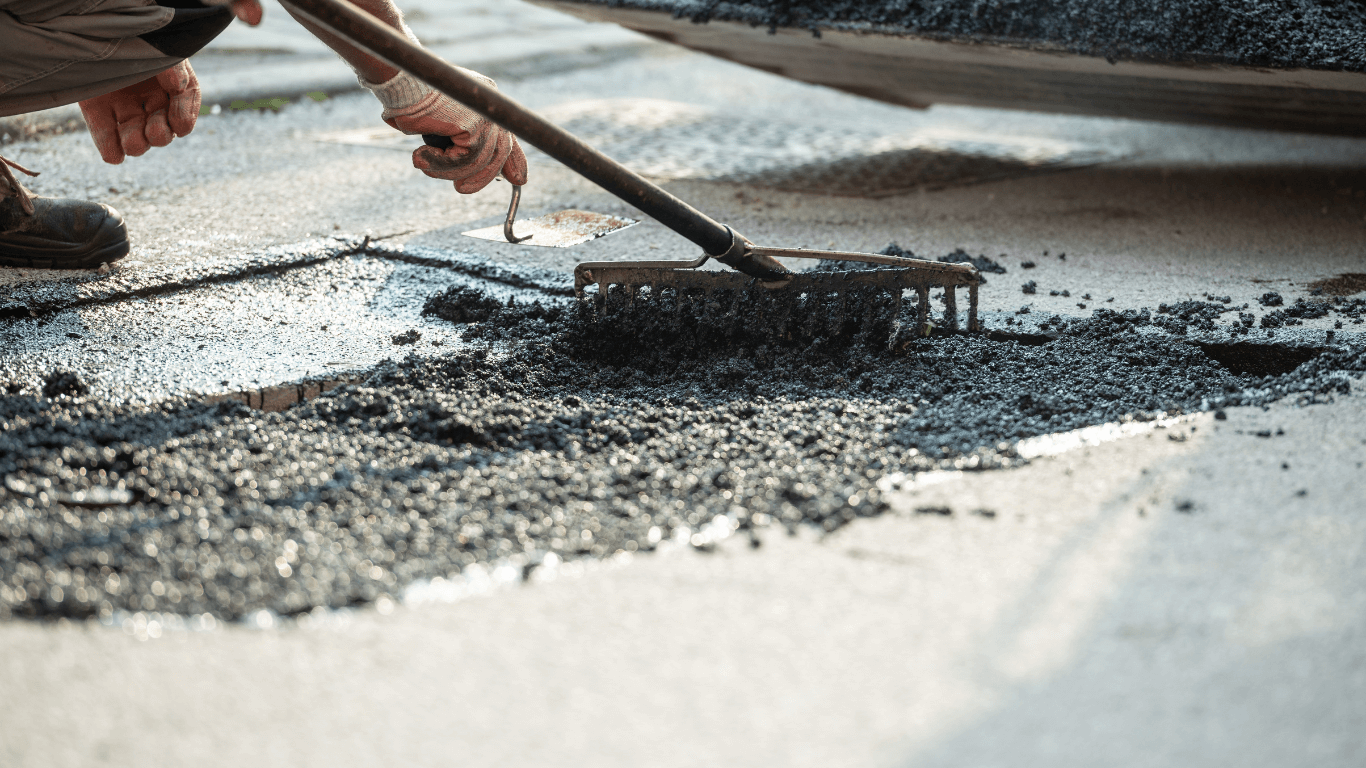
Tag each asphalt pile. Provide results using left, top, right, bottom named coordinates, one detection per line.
left=576, top=0, right=1366, bottom=72
left=2, top=287, right=1362, bottom=622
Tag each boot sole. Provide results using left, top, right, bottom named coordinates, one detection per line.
left=0, top=215, right=130, bottom=271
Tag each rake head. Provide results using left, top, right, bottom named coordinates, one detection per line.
left=574, top=245, right=981, bottom=347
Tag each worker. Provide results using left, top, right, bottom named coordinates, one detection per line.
left=0, top=0, right=527, bottom=269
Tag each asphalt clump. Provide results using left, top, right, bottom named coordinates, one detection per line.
left=810, top=243, right=1005, bottom=280
left=391, top=330, right=422, bottom=346
left=41, top=371, right=88, bottom=399
left=582, top=0, right=1366, bottom=72
left=935, top=247, right=1007, bottom=276
left=1155, top=300, right=1241, bottom=334
left=2, top=289, right=1363, bottom=623
left=421, top=285, right=506, bottom=324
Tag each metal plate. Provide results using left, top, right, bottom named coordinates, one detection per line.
left=462, top=209, right=638, bottom=248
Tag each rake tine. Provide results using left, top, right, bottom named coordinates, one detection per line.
left=892, top=290, right=904, bottom=346
left=571, top=249, right=983, bottom=345
left=916, top=285, right=931, bottom=337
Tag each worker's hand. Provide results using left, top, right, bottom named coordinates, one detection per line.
left=228, top=0, right=263, bottom=25
left=202, top=0, right=263, bottom=25
left=78, top=61, right=201, bottom=165
left=375, top=71, right=528, bottom=194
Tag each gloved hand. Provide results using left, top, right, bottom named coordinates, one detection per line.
left=78, top=61, right=201, bottom=165
left=365, top=70, right=528, bottom=194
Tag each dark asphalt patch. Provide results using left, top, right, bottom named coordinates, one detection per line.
left=579, top=0, right=1366, bottom=72
left=1309, top=274, right=1366, bottom=297
left=1196, top=343, right=1325, bottom=377
left=2, top=287, right=1363, bottom=623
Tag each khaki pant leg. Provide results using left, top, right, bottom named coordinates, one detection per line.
left=0, top=0, right=213, bottom=117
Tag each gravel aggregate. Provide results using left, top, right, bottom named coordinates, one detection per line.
left=2, top=285, right=1363, bottom=622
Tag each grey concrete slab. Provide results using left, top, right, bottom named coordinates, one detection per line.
left=3, top=23, right=1365, bottom=768
left=1, top=395, right=1361, bottom=768
left=203, top=0, right=639, bottom=57
left=193, top=0, right=652, bottom=105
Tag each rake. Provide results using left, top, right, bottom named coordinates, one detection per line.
left=283, top=0, right=982, bottom=335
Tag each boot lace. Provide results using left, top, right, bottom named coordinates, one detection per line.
left=0, top=154, right=39, bottom=216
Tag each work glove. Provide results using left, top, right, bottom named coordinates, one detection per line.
left=79, top=61, right=202, bottom=165
left=364, top=70, right=529, bottom=194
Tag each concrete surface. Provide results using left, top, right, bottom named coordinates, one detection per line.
left=193, top=0, right=650, bottom=103
left=2, top=1, right=1365, bottom=765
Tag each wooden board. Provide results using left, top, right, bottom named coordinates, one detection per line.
left=530, top=0, right=1366, bottom=136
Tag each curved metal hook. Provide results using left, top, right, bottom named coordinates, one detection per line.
left=503, top=185, right=533, bottom=244
left=424, top=135, right=533, bottom=245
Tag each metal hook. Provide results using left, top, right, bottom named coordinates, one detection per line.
left=504, top=185, right=533, bottom=244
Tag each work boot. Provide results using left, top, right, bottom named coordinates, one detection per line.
left=0, top=156, right=129, bottom=270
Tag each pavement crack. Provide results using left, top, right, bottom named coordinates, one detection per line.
left=1, top=238, right=370, bottom=321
